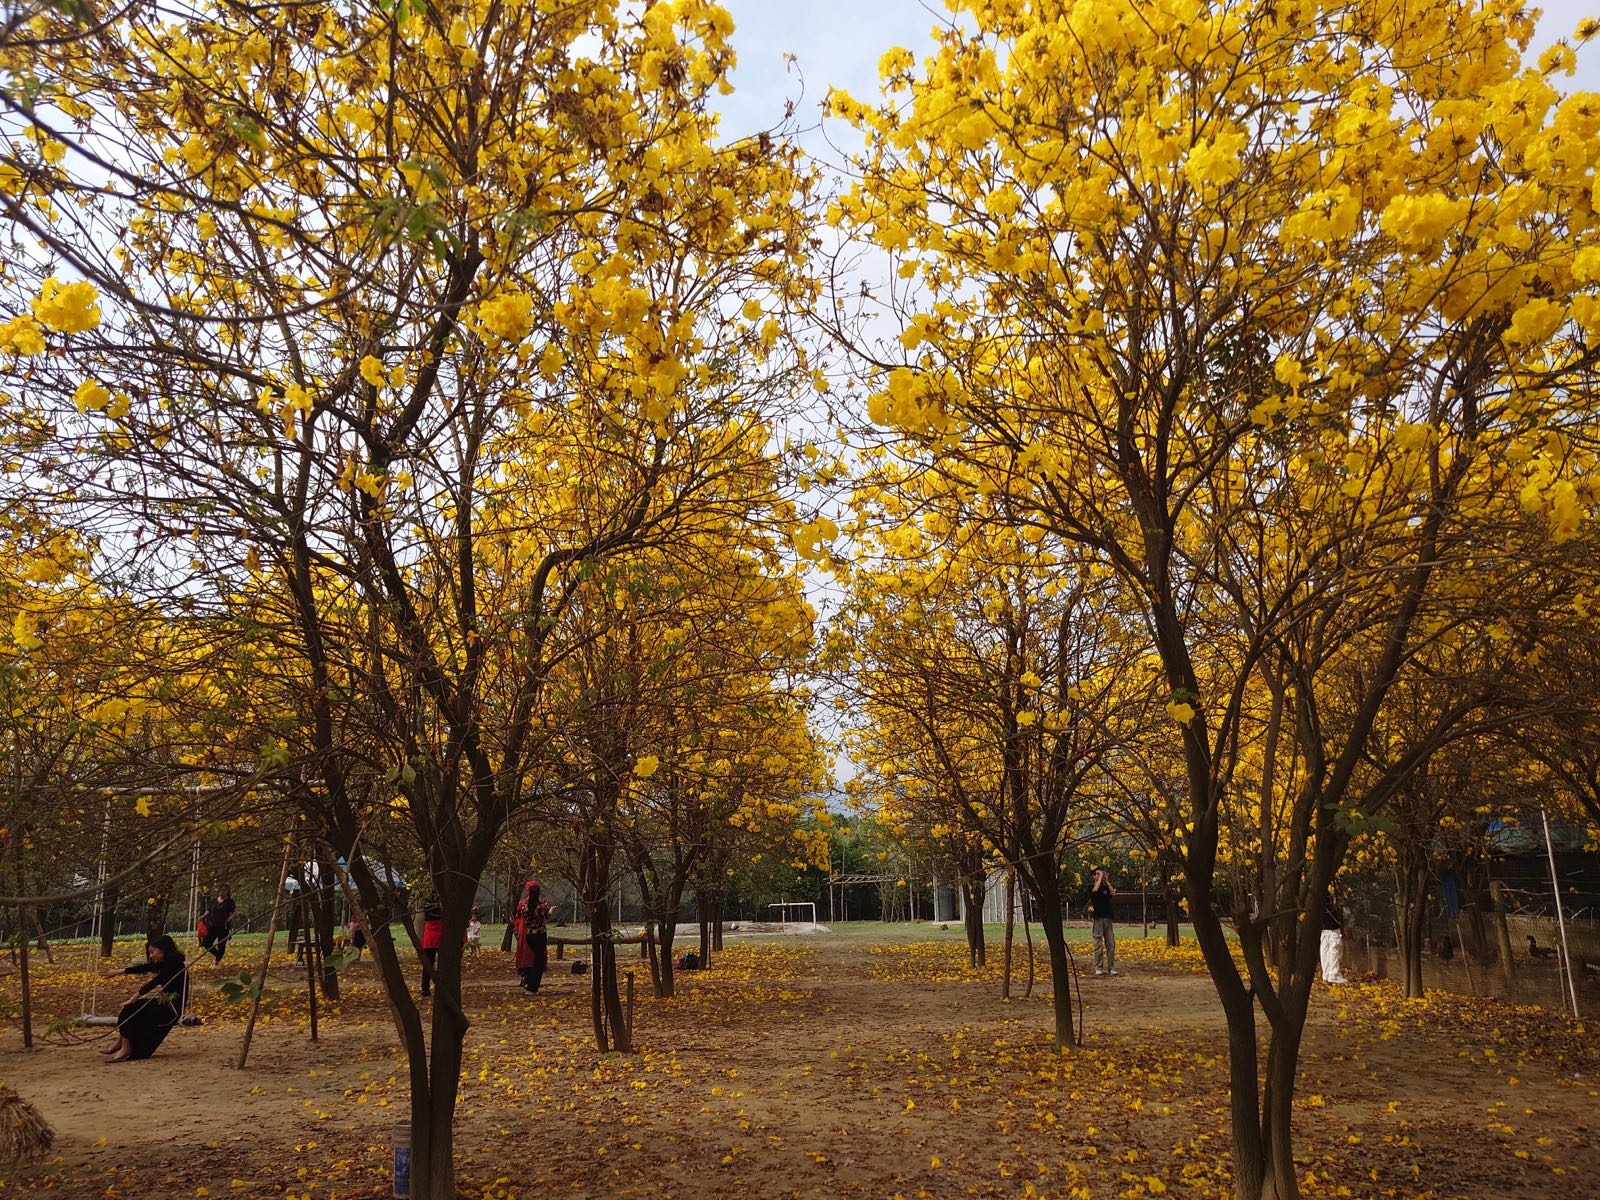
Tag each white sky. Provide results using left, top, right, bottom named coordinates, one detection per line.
left=715, top=0, right=935, bottom=144
left=716, top=0, right=1600, bottom=146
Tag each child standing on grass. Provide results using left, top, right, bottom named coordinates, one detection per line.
left=466, top=908, right=482, bottom=956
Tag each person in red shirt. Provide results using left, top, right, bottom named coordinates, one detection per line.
left=419, top=898, right=443, bottom=997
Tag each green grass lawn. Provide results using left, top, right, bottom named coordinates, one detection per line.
left=52, top=917, right=1201, bottom=961
left=812, top=919, right=1199, bottom=945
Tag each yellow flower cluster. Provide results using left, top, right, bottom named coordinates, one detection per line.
left=33, top=276, right=102, bottom=333
left=477, top=292, right=536, bottom=342
left=0, top=315, right=44, bottom=356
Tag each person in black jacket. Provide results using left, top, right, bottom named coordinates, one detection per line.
left=198, top=884, right=236, bottom=963
left=99, top=935, right=189, bottom=1062
left=1088, top=867, right=1117, bottom=976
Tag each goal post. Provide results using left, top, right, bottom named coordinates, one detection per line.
left=766, top=902, right=816, bottom=927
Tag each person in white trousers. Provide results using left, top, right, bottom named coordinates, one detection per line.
left=1319, top=895, right=1348, bottom=984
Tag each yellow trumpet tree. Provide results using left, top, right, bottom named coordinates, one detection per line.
left=4, top=0, right=818, bottom=1192
left=832, top=477, right=1157, bottom=1048
left=827, top=0, right=1600, bottom=1194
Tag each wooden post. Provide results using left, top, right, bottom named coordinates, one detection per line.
left=1454, top=917, right=1477, bottom=996
left=1490, top=880, right=1516, bottom=994
left=238, top=819, right=297, bottom=1070
left=1001, top=866, right=1016, bottom=1000
left=95, top=796, right=114, bottom=959
left=499, top=869, right=515, bottom=953
left=24, top=908, right=53, bottom=963
left=14, top=834, right=33, bottom=1049
left=18, top=900, right=32, bottom=1049
left=592, top=952, right=605, bottom=1049
left=1141, top=864, right=1149, bottom=938
left=1541, top=809, right=1581, bottom=1018
left=303, top=884, right=319, bottom=1042
left=1022, top=895, right=1035, bottom=998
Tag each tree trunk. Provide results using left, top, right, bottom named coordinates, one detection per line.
left=1022, top=897, right=1035, bottom=997
left=12, top=844, right=33, bottom=1049
left=712, top=894, right=724, bottom=951
left=144, top=890, right=168, bottom=939
left=18, top=901, right=32, bottom=1049
left=499, top=870, right=516, bottom=952
left=311, top=851, right=341, bottom=1001
left=1490, top=880, right=1516, bottom=994
left=302, top=886, right=320, bottom=1042
left=580, top=830, right=629, bottom=1051
left=585, top=890, right=630, bottom=1053
left=962, top=873, right=986, bottom=967
left=1162, top=860, right=1180, bottom=948
left=644, top=925, right=663, bottom=997
left=340, top=845, right=482, bottom=1200
left=601, top=934, right=628, bottom=1052
left=590, top=919, right=607, bottom=1052
left=1024, top=871, right=1074, bottom=1050
left=633, top=870, right=663, bottom=998
left=99, top=882, right=118, bottom=957
left=410, top=928, right=471, bottom=1199
left=1187, top=875, right=1269, bottom=1200
left=31, top=909, right=53, bottom=963
left=1260, top=1018, right=1306, bottom=1200
left=656, top=898, right=680, bottom=999
left=1396, top=861, right=1428, bottom=999
left=697, top=890, right=712, bottom=970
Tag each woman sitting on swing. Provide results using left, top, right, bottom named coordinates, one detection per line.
left=99, top=934, right=189, bottom=1063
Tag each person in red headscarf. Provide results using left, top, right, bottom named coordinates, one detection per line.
left=513, top=880, right=552, bottom=992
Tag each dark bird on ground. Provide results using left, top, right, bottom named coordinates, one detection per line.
left=1528, top=935, right=1557, bottom=961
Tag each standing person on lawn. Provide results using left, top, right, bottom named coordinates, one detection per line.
left=1089, top=867, right=1117, bottom=976
left=513, top=880, right=551, bottom=992
left=1320, top=892, right=1349, bottom=984
left=197, top=884, right=236, bottom=963
left=419, top=897, right=444, bottom=997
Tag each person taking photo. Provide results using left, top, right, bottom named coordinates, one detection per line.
left=1088, top=867, right=1117, bottom=976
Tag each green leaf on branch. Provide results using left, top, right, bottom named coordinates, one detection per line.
left=1332, top=805, right=1393, bottom=838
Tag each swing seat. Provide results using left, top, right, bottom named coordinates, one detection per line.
left=81, top=1015, right=119, bottom=1027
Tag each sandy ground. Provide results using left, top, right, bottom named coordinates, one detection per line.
left=1, top=925, right=1597, bottom=1198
